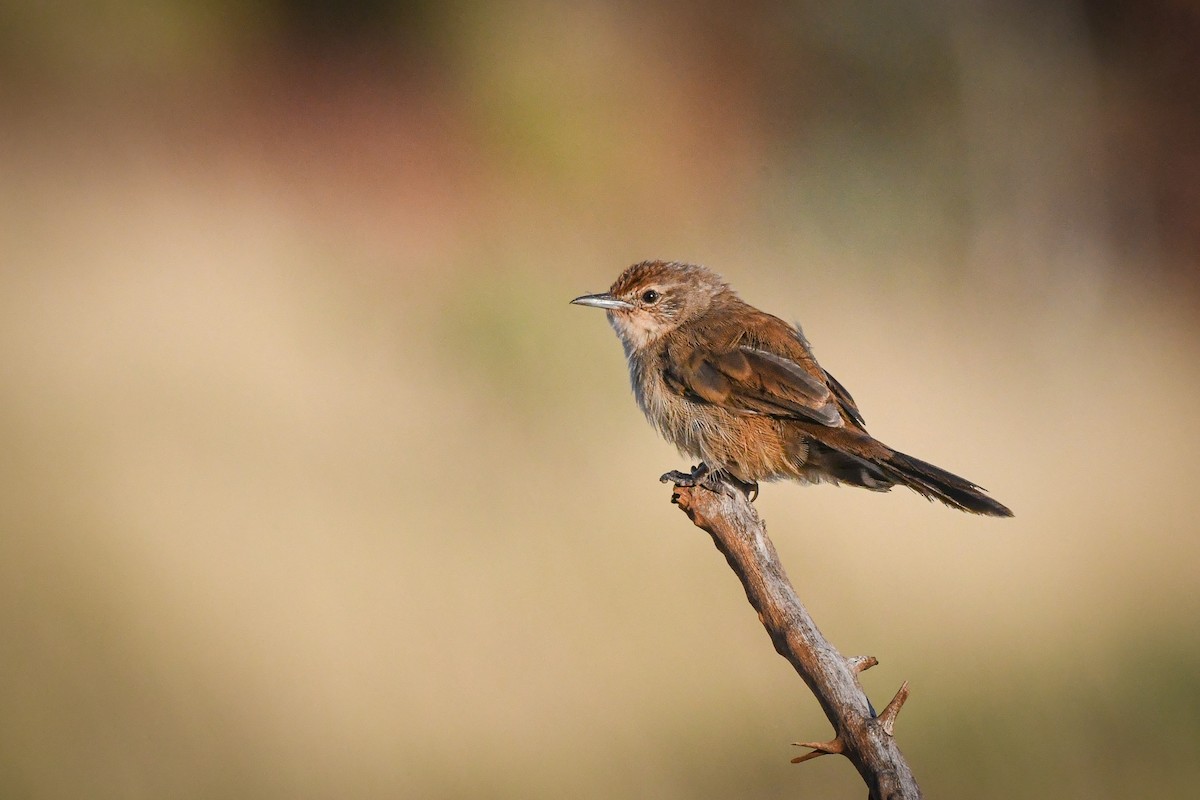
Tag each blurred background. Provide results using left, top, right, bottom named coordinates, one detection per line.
left=2, top=1, right=1198, bottom=797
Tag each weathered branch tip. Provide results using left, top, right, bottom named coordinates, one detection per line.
left=877, top=681, right=911, bottom=737
left=791, top=736, right=844, bottom=764
left=849, top=655, right=879, bottom=675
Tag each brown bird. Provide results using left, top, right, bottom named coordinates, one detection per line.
left=571, top=260, right=1012, bottom=516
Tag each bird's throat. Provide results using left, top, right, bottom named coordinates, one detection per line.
left=607, top=310, right=663, bottom=353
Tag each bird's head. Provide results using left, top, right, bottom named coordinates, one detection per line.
left=571, top=260, right=729, bottom=353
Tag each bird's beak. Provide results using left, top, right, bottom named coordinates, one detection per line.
left=570, top=292, right=633, bottom=311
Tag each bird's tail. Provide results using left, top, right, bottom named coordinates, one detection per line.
left=878, top=450, right=1013, bottom=517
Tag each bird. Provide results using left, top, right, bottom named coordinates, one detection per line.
left=571, top=260, right=1012, bottom=516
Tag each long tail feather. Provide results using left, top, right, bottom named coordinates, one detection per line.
left=878, top=451, right=1013, bottom=517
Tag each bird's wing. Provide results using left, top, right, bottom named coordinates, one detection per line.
left=664, top=345, right=844, bottom=427
left=786, top=321, right=863, bottom=425
left=822, top=369, right=865, bottom=427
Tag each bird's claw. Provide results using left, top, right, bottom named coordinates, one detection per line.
left=724, top=473, right=759, bottom=501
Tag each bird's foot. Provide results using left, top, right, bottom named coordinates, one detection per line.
left=660, top=462, right=711, bottom=487
left=660, top=464, right=759, bottom=502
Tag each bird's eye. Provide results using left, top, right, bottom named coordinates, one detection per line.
left=641, top=289, right=660, bottom=304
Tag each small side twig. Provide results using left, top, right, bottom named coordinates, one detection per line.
left=664, top=477, right=922, bottom=800
left=877, top=682, right=911, bottom=737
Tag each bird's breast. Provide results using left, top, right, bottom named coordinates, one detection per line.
left=625, top=346, right=799, bottom=482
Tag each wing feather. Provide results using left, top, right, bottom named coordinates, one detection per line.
left=667, top=344, right=844, bottom=427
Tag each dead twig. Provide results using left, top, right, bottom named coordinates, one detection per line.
left=665, top=476, right=921, bottom=799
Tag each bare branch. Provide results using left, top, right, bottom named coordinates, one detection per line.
left=666, top=480, right=922, bottom=800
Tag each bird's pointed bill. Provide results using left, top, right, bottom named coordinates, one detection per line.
left=570, top=292, right=634, bottom=311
